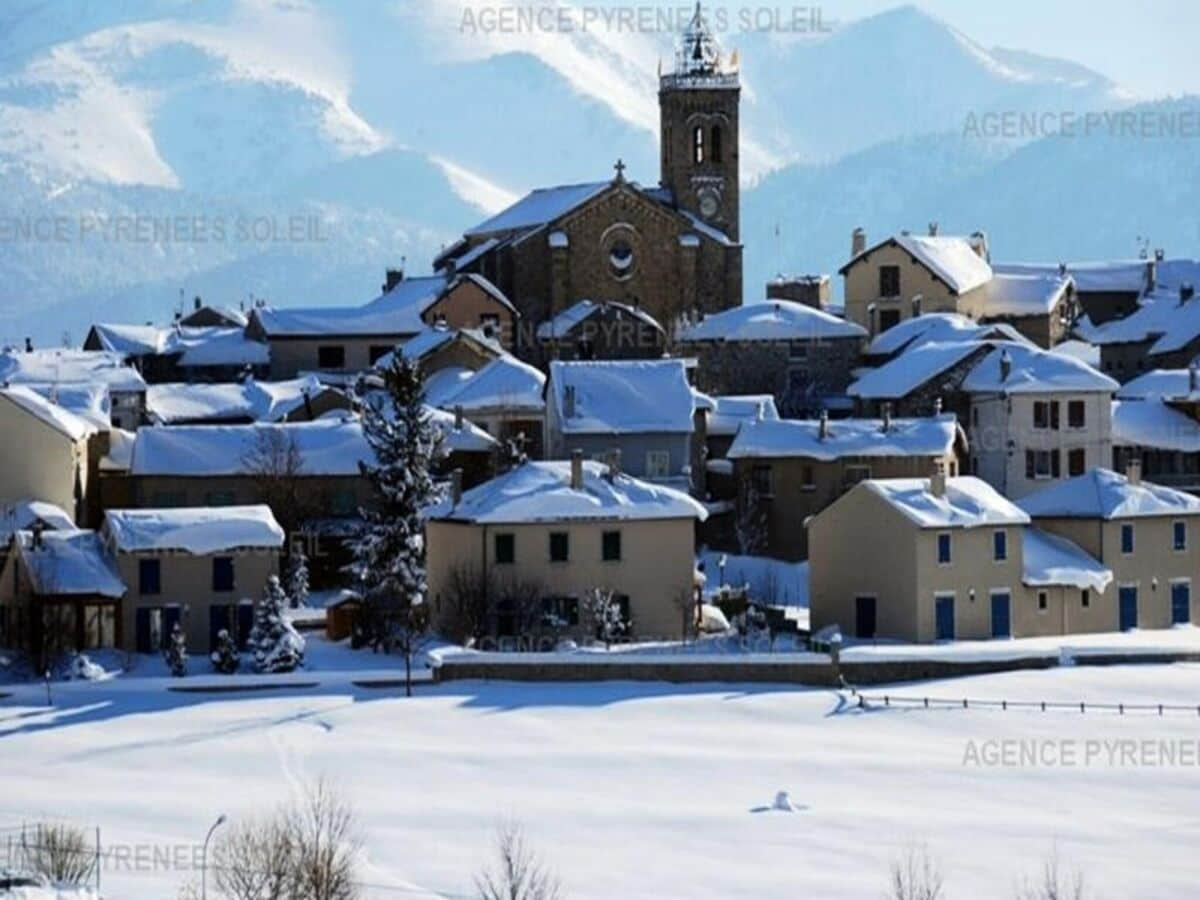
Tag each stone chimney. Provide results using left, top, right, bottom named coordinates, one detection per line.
left=606, top=448, right=622, bottom=482
left=1155, top=248, right=1165, bottom=262
left=194, top=295, right=202, bottom=311
left=1058, top=261, right=1067, bottom=277
left=851, top=227, right=866, bottom=259
left=930, top=459, right=947, bottom=498
left=969, top=230, right=990, bottom=262
left=999, top=348, right=1012, bottom=382
left=928, top=221, right=939, bottom=236
left=454, top=404, right=464, bottom=430
left=1189, top=362, right=1199, bottom=394
left=30, top=520, right=45, bottom=550
left=563, top=384, right=577, bottom=419
left=382, top=267, right=405, bottom=293
left=880, top=402, right=892, bottom=433
left=1126, top=456, right=1142, bottom=486
left=570, top=449, right=584, bottom=490
left=1179, top=283, right=1194, bottom=305
left=933, top=396, right=943, bottom=416
left=450, top=468, right=463, bottom=507
left=23, top=337, right=32, bottom=353
left=818, top=409, right=829, bottom=440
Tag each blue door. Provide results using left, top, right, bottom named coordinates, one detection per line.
left=855, top=596, right=877, bottom=639
left=1119, top=586, right=1138, bottom=631
left=990, top=592, right=1011, bottom=638
left=935, top=595, right=955, bottom=641
left=1172, top=583, right=1191, bottom=625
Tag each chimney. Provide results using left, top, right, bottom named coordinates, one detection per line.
left=23, top=337, right=32, bottom=353
left=999, top=348, right=1012, bottom=382
left=1058, top=261, right=1067, bottom=277
left=851, top=227, right=866, bottom=259
left=1180, top=283, right=1194, bottom=305
left=933, top=396, right=943, bottom=416
left=382, top=267, right=405, bottom=293
left=1190, top=362, right=1199, bottom=394
left=930, top=459, right=947, bottom=498
left=570, top=449, right=584, bottom=490
left=30, top=520, right=45, bottom=550
left=818, top=409, right=829, bottom=440
left=1155, top=248, right=1165, bottom=262
left=302, top=388, right=314, bottom=420
left=454, top=404, right=464, bottom=430
left=911, top=294, right=922, bottom=317
left=193, top=295, right=202, bottom=311
left=928, top=221, right=939, bottom=237
left=606, top=448, right=622, bottom=482
left=563, top=384, right=577, bottom=419
left=880, top=402, right=892, bottom=433
left=969, top=230, right=990, bottom=262
left=1126, top=456, right=1142, bottom=486
left=450, top=468, right=463, bottom=507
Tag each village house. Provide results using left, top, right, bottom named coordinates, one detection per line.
left=766, top=274, right=831, bottom=310
left=1112, top=368, right=1200, bottom=494
left=101, top=505, right=285, bottom=654
left=848, top=341, right=994, bottom=418
left=535, top=299, right=666, bottom=362
left=84, top=322, right=270, bottom=385
left=861, top=313, right=1028, bottom=365
left=0, top=500, right=75, bottom=574
left=961, top=343, right=1118, bottom=498
left=1000, top=259, right=1153, bottom=327
left=0, top=347, right=147, bottom=429
left=379, top=326, right=505, bottom=408
left=425, top=456, right=707, bottom=642
left=1018, top=466, right=1200, bottom=632
left=726, top=412, right=962, bottom=561
left=545, top=359, right=701, bottom=488
left=434, top=355, right=548, bottom=459
left=676, top=299, right=867, bottom=416
left=1077, top=283, right=1200, bottom=380
left=144, top=376, right=352, bottom=426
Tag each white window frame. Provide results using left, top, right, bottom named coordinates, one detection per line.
left=645, top=450, right=671, bottom=480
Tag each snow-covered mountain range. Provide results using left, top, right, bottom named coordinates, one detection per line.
left=0, top=0, right=1189, bottom=344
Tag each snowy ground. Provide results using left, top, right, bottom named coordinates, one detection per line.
left=1, top=661, right=1198, bottom=898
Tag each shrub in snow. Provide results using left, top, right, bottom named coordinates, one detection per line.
left=164, top=623, right=188, bottom=677
left=250, top=576, right=306, bottom=673
left=210, top=629, right=240, bottom=674
left=583, top=588, right=629, bottom=649
left=68, top=653, right=105, bottom=681
left=18, top=821, right=93, bottom=887
left=285, top=544, right=310, bottom=609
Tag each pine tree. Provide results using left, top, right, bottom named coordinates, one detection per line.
left=209, top=628, right=240, bottom=674
left=285, top=543, right=310, bottom=609
left=349, top=353, right=441, bottom=694
left=164, top=623, right=188, bottom=677
left=250, top=575, right=305, bottom=673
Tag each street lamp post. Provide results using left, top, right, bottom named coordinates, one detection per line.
left=201, top=814, right=227, bottom=900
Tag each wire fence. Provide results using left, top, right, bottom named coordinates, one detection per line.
left=851, top=692, right=1200, bottom=716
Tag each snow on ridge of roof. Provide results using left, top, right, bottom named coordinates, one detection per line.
left=173, top=327, right=269, bottom=368
left=1072, top=289, right=1200, bottom=352
left=22, top=382, right=111, bottom=430
left=535, top=299, right=664, bottom=341
left=88, top=323, right=166, bottom=356
left=1049, top=340, right=1101, bottom=369
left=425, top=405, right=498, bottom=453
left=0, top=348, right=146, bottom=391
left=961, top=342, right=1117, bottom=394
left=728, top=415, right=957, bottom=461
left=859, top=234, right=992, bottom=295
left=439, top=356, right=546, bottom=414
left=1022, top=527, right=1112, bottom=592
left=549, top=359, right=696, bottom=435
left=707, top=395, right=779, bottom=437
left=16, top=530, right=126, bottom=598
left=864, top=476, right=1030, bottom=529
left=677, top=300, right=866, bottom=342
left=1112, top=399, right=1200, bottom=452
left=0, top=499, right=76, bottom=542
left=1018, top=468, right=1200, bottom=520
left=146, top=376, right=335, bottom=425
left=849, top=341, right=985, bottom=400
left=995, top=260, right=1151, bottom=295
left=0, top=385, right=97, bottom=441
left=426, top=460, right=708, bottom=524
left=865, top=313, right=1028, bottom=357
left=447, top=236, right=500, bottom=271
left=980, top=271, right=1073, bottom=317
left=1118, top=369, right=1200, bottom=401
left=465, top=182, right=609, bottom=237
left=103, top=505, right=285, bottom=554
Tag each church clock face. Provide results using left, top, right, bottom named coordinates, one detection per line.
left=698, top=188, right=720, bottom=220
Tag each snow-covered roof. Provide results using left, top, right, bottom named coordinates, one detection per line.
left=849, top=341, right=985, bottom=400
left=87, top=323, right=164, bottom=356
left=961, top=343, right=1117, bottom=395
left=0, top=386, right=98, bottom=441
left=0, top=348, right=146, bottom=392
left=253, top=275, right=449, bottom=338
left=101, top=428, right=136, bottom=472
left=439, top=356, right=546, bottom=414
left=1050, top=340, right=1101, bottom=369
left=550, top=359, right=696, bottom=435
left=466, top=182, right=609, bottom=237
left=1075, top=289, right=1200, bottom=354
left=426, top=460, right=708, bottom=524
left=130, top=417, right=372, bottom=477
left=980, top=271, right=1073, bottom=318
left=103, top=505, right=285, bottom=554
left=995, top=260, right=1151, bottom=295
left=729, top=415, right=958, bottom=461
left=706, top=395, right=779, bottom=437
left=424, top=366, right=476, bottom=408
left=145, top=376, right=338, bottom=425
left=15, top=530, right=126, bottom=598
left=450, top=237, right=500, bottom=270
left=424, top=406, right=499, bottom=453
left=1022, top=527, right=1112, bottom=592
left=1118, top=370, right=1200, bottom=400
left=85, top=326, right=266, bottom=368
left=845, top=235, right=992, bottom=295
left=23, top=383, right=111, bottom=430
left=1018, top=468, right=1200, bottom=520
left=677, top=300, right=865, bottom=343
left=866, top=313, right=1028, bottom=357
left=0, top=499, right=76, bottom=543
left=535, top=299, right=664, bottom=341
left=1112, top=399, right=1200, bottom=452
left=864, top=476, right=1030, bottom=529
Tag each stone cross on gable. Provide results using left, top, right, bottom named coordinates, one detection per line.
left=613, top=158, right=626, bottom=181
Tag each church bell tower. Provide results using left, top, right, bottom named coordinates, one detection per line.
left=659, top=3, right=741, bottom=242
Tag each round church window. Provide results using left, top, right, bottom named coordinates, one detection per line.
left=609, top=239, right=636, bottom=280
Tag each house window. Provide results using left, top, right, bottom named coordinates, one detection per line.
left=879, top=266, right=900, bottom=297
left=1033, top=401, right=1056, bottom=430
left=139, top=559, right=161, bottom=596
left=330, top=490, right=357, bottom=517
left=800, top=464, right=815, bottom=489
left=368, top=345, right=392, bottom=365
left=1067, top=400, right=1085, bottom=429
left=751, top=464, right=773, bottom=497
left=602, top=530, right=622, bottom=562
left=205, top=490, right=236, bottom=507
left=693, top=126, right=705, bottom=163
left=1174, top=521, right=1187, bottom=551
left=317, top=345, right=346, bottom=369
left=1081, top=589, right=1090, bottom=608
left=212, top=557, right=235, bottom=593
left=1026, top=449, right=1059, bottom=480
left=542, top=596, right=580, bottom=627
left=844, top=464, right=871, bottom=487
left=1121, top=523, right=1134, bottom=554
left=1038, top=591, right=1048, bottom=612
left=1068, top=448, right=1086, bottom=477
left=711, top=125, right=723, bottom=164
left=645, top=451, right=671, bottom=479
left=494, top=533, right=515, bottom=564
left=936, top=532, right=952, bottom=565
left=549, top=531, right=569, bottom=563
left=993, top=530, right=1007, bottom=561
left=878, top=309, right=901, bottom=331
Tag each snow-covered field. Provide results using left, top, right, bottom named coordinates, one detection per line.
left=1, top=660, right=1198, bottom=898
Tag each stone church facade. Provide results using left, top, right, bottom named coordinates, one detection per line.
left=433, top=7, right=742, bottom=358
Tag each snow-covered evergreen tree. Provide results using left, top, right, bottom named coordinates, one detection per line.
left=349, top=353, right=441, bottom=692
left=249, top=575, right=305, bottom=673
left=285, top=543, right=310, bottom=609
left=164, top=623, right=188, bottom=677
left=210, top=628, right=240, bottom=674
